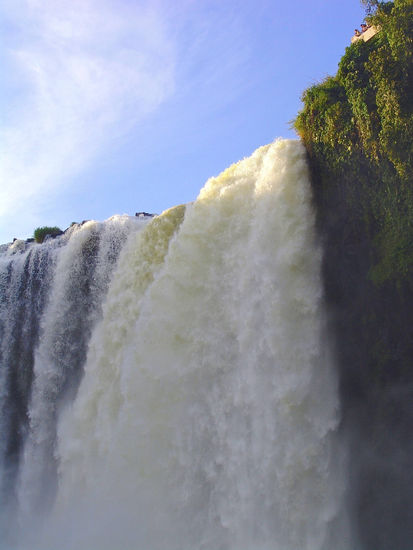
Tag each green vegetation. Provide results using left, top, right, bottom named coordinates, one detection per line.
left=33, top=226, right=63, bottom=243
left=295, top=0, right=413, bottom=286
left=294, top=3, right=413, bottom=546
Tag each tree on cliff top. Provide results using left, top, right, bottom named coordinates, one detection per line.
left=34, top=226, right=63, bottom=243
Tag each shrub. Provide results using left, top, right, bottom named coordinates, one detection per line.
left=33, top=226, right=63, bottom=243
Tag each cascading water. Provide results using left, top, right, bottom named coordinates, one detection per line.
left=0, top=215, right=148, bottom=544
left=0, top=237, right=59, bottom=521
left=0, top=140, right=351, bottom=550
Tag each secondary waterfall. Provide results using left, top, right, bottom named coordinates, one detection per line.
left=0, top=140, right=350, bottom=550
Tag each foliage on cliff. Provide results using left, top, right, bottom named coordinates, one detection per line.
left=295, top=3, right=413, bottom=548
left=295, top=0, right=413, bottom=285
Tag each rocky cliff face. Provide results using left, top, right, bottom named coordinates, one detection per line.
left=295, top=1, right=413, bottom=548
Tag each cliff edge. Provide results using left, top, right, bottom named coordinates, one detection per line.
left=295, top=1, right=413, bottom=548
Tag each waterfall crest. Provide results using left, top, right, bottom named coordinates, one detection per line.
left=0, top=140, right=349, bottom=550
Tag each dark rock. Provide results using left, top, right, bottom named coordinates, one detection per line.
left=135, top=212, right=153, bottom=218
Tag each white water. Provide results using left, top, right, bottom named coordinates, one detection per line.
left=3, top=140, right=350, bottom=549
left=17, top=216, right=147, bottom=526
left=0, top=215, right=148, bottom=543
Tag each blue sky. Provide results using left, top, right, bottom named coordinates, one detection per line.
left=0, top=0, right=366, bottom=243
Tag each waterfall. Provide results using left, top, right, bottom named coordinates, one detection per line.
left=0, top=140, right=350, bottom=550
left=0, top=237, right=59, bottom=520
left=0, top=215, right=148, bottom=543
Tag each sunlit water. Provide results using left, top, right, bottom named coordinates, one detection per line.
left=0, top=140, right=351, bottom=549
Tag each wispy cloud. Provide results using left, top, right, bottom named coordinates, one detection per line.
left=0, top=0, right=176, bottom=240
